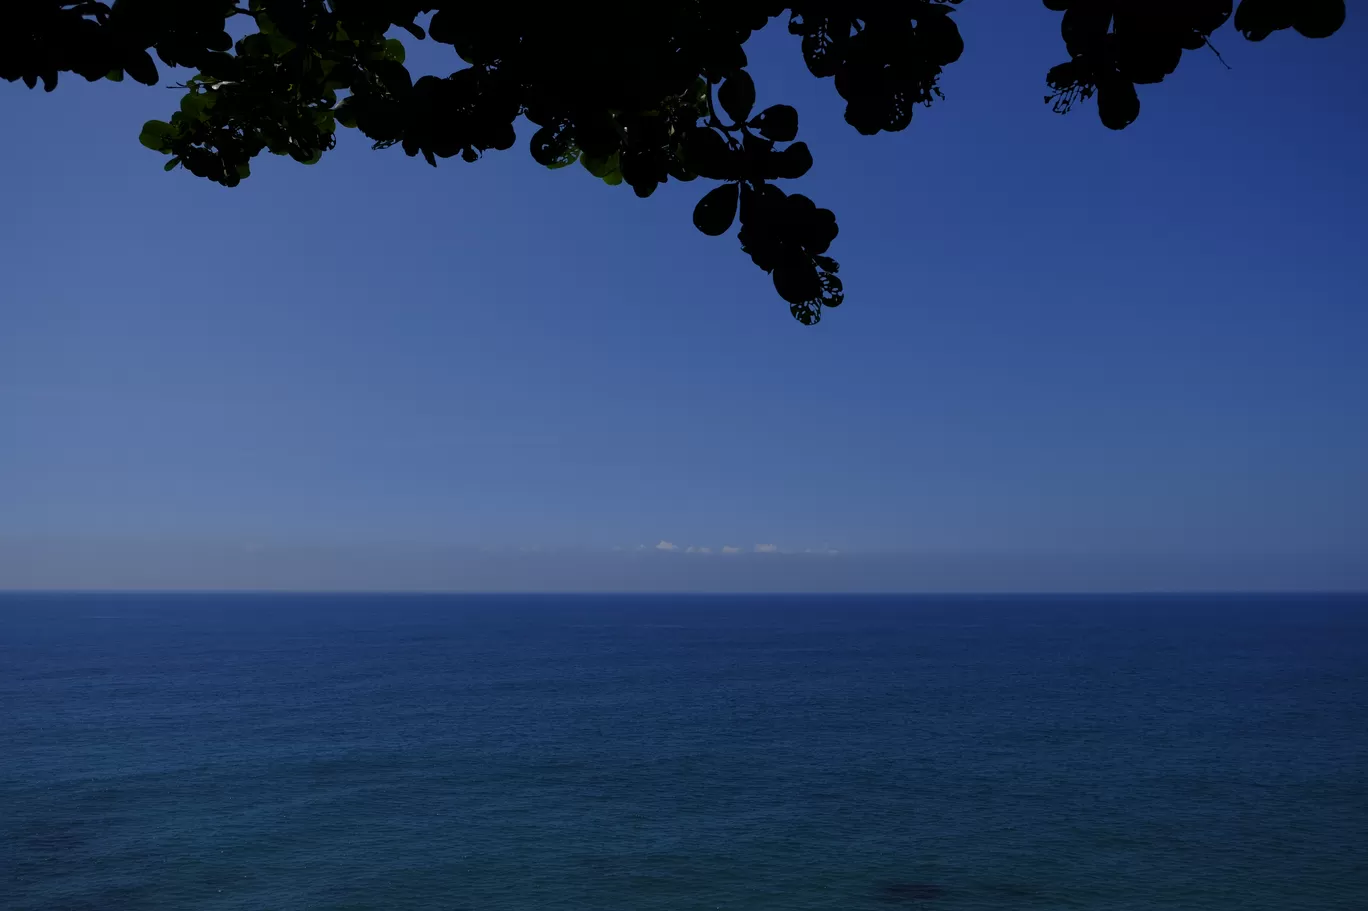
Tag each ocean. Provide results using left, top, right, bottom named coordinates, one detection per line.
left=2, top=593, right=1365, bottom=911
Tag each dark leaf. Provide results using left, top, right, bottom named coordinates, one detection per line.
left=124, top=50, right=158, bottom=86
left=776, top=142, right=813, bottom=179
left=1097, top=78, right=1140, bottom=130
left=1234, top=0, right=1293, bottom=40
left=790, top=300, right=822, bottom=325
left=1294, top=0, right=1346, bottom=38
left=1047, top=61, right=1083, bottom=91
left=920, top=14, right=965, bottom=66
left=739, top=181, right=787, bottom=228
left=718, top=71, right=756, bottom=124
left=530, top=124, right=579, bottom=169
left=750, top=104, right=798, bottom=142
left=682, top=127, right=734, bottom=180
left=693, top=183, right=740, bottom=236
left=820, top=272, right=844, bottom=307
left=773, top=258, right=822, bottom=304
left=335, top=98, right=359, bottom=129
left=198, top=54, right=241, bottom=83
left=1191, top=0, right=1234, bottom=34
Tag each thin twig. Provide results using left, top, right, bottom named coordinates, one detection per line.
left=1205, top=37, right=1232, bottom=70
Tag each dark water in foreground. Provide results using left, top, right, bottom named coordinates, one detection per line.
left=2, top=593, right=1366, bottom=911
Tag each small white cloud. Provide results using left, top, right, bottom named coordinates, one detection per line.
left=685, top=546, right=698, bottom=553
left=655, top=540, right=679, bottom=552
left=755, top=543, right=779, bottom=553
left=721, top=545, right=742, bottom=554
left=698, top=547, right=712, bottom=554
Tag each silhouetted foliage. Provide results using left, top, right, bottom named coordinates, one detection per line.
left=2, top=1, right=1347, bottom=323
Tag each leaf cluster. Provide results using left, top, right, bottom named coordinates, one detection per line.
left=1043, top=0, right=1345, bottom=129
left=3, top=1, right=1345, bottom=322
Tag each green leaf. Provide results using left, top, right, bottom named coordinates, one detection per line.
left=164, top=157, right=181, bottom=172
left=598, top=150, right=625, bottom=186
left=266, top=32, right=297, bottom=55
left=105, top=69, right=124, bottom=82
left=580, top=149, right=620, bottom=179
left=690, top=77, right=710, bottom=117
left=138, top=120, right=175, bottom=152
left=718, top=71, right=756, bottom=124
left=179, top=91, right=212, bottom=120
left=384, top=38, right=407, bottom=63
left=335, top=98, right=359, bottom=129
left=236, top=163, right=251, bottom=178
left=693, top=183, right=739, bottom=236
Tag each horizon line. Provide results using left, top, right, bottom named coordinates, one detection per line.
left=2, top=588, right=1365, bottom=598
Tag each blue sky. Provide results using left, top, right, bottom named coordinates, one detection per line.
left=2, top=7, right=1365, bottom=591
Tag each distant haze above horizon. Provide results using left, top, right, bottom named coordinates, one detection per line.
left=3, top=8, right=1366, bottom=593
left=2, top=538, right=1365, bottom=594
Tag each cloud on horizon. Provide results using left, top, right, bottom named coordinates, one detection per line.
left=655, top=540, right=679, bottom=552
left=755, top=544, right=779, bottom=553
left=3, top=536, right=1366, bottom=592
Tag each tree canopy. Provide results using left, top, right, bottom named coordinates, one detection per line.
left=2, top=0, right=1348, bottom=323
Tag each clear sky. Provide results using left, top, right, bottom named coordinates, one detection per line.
left=2, top=7, right=1365, bottom=592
